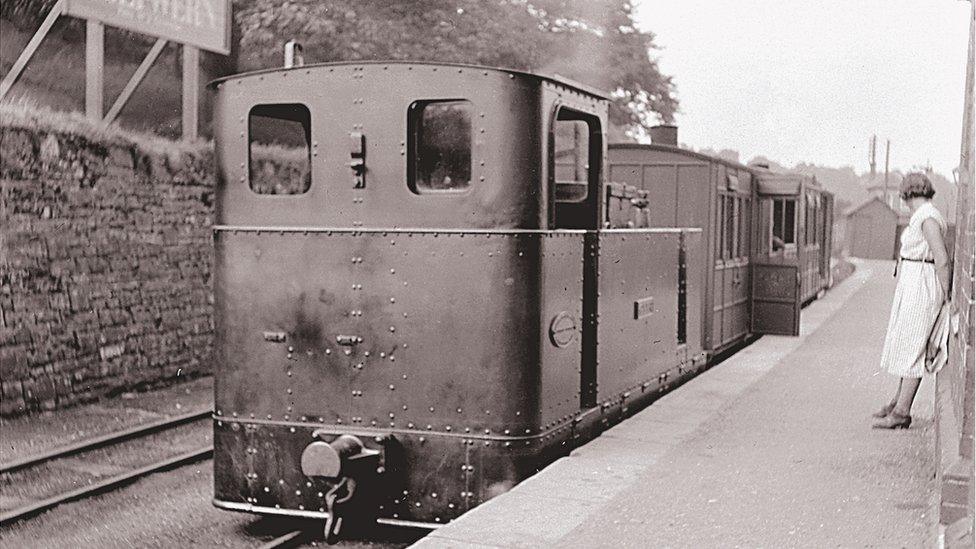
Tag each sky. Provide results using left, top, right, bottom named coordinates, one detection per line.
left=632, top=1, right=972, bottom=176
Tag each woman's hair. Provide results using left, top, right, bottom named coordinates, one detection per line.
left=899, top=172, right=936, bottom=200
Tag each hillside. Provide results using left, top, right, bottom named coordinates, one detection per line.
left=0, top=18, right=224, bottom=138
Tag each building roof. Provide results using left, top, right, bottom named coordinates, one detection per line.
left=844, top=196, right=904, bottom=219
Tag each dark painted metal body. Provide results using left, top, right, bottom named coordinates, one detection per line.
left=210, top=61, right=706, bottom=526
left=608, top=144, right=753, bottom=355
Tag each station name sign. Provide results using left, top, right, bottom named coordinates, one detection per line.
left=64, top=0, right=231, bottom=54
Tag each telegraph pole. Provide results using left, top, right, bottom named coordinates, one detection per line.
left=883, top=139, right=891, bottom=206
left=869, top=135, right=877, bottom=180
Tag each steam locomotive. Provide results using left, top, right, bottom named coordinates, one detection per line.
left=208, top=60, right=832, bottom=540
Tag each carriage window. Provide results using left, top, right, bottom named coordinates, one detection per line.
left=811, top=198, right=817, bottom=245
left=770, top=197, right=797, bottom=251
left=248, top=104, right=311, bottom=195
left=739, top=197, right=750, bottom=258
left=784, top=200, right=796, bottom=244
left=408, top=100, right=472, bottom=193
left=724, top=195, right=736, bottom=260
left=760, top=199, right=772, bottom=255
left=716, top=197, right=726, bottom=262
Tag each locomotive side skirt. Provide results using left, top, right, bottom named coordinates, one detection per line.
left=594, top=230, right=680, bottom=407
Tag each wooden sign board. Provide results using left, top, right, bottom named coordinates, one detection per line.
left=64, top=0, right=231, bottom=54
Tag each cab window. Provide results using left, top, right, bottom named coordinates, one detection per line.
left=408, top=100, right=472, bottom=193
left=554, top=118, right=590, bottom=203
left=248, top=103, right=311, bottom=195
left=550, top=107, right=601, bottom=230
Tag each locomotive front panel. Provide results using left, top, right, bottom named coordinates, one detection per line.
left=213, top=228, right=552, bottom=522
left=209, top=62, right=613, bottom=526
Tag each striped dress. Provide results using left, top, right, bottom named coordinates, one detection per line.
left=879, top=202, right=947, bottom=378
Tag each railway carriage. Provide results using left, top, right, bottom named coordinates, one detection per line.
left=209, top=61, right=704, bottom=538
left=750, top=169, right=834, bottom=335
left=607, top=141, right=835, bottom=343
left=608, top=139, right=756, bottom=355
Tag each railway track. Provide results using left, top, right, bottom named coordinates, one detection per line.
left=0, top=409, right=213, bottom=527
left=258, top=528, right=313, bottom=549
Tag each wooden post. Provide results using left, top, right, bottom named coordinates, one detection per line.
left=0, top=0, right=65, bottom=101
left=182, top=45, right=200, bottom=140
left=85, top=19, right=104, bottom=121
left=883, top=139, right=890, bottom=207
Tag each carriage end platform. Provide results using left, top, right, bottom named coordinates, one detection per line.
left=412, top=259, right=941, bottom=548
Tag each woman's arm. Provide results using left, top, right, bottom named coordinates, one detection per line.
left=922, top=218, right=950, bottom=300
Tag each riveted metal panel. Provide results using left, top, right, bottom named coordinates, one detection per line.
left=213, top=229, right=546, bottom=438
left=538, top=233, right=586, bottom=427
left=594, top=230, right=681, bottom=402
left=212, top=64, right=549, bottom=230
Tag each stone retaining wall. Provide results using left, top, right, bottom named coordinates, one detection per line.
left=0, top=115, right=215, bottom=416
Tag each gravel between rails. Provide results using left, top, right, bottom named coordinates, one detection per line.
left=0, top=460, right=425, bottom=548
left=1, top=420, right=212, bottom=515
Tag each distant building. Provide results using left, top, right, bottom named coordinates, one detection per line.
left=864, top=179, right=911, bottom=216
left=844, top=197, right=906, bottom=259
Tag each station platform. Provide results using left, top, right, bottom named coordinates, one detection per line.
left=413, top=260, right=938, bottom=548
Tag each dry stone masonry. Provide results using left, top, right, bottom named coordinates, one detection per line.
left=0, top=121, right=215, bottom=416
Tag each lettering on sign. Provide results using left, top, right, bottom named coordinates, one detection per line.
left=633, top=297, right=654, bottom=319
left=64, top=0, right=231, bottom=53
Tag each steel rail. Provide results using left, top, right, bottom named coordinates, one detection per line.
left=0, top=446, right=213, bottom=527
left=0, top=408, right=212, bottom=475
left=257, top=529, right=311, bottom=549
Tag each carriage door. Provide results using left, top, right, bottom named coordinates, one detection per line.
left=550, top=106, right=602, bottom=410
left=751, top=195, right=801, bottom=335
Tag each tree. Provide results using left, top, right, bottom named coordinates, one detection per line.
left=1, top=0, right=678, bottom=137
left=235, top=0, right=676, bottom=137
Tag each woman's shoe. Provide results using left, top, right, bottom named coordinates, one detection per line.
left=872, top=402, right=896, bottom=418
left=872, top=412, right=912, bottom=429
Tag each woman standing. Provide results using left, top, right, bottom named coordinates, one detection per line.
left=873, top=172, right=950, bottom=429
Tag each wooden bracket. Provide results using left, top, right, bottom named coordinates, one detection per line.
left=0, top=0, right=65, bottom=101
left=103, top=38, right=168, bottom=126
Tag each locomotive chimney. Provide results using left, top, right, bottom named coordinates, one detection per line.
left=650, top=124, right=678, bottom=146
left=284, top=40, right=304, bottom=68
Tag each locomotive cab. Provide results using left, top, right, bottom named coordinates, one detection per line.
left=209, top=61, right=703, bottom=533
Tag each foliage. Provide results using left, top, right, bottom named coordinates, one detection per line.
left=2, top=0, right=677, bottom=136
left=0, top=98, right=210, bottom=156
left=234, top=0, right=677, bottom=136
